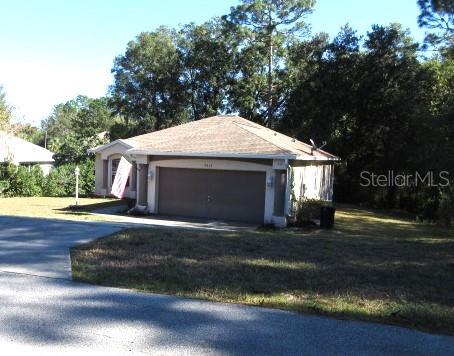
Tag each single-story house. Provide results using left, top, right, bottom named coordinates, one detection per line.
left=0, top=131, right=55, bottom=175
left=90, top=115, right=339, bottom=226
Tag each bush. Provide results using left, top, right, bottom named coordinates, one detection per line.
left=43, top=160, right=95, bottom=197
left=0, top=163, right=44, bottom=197
left=43, top=169, right=68, bottom=196
left=289, top=198, right=331, bottom=227
left=437, top=187, right=454, bottom=227
left=0, top=180, right=9, bottom=194
left=0, top=160, right=95, bottom=198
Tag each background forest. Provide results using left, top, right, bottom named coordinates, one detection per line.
left=1, top=0, right=453, bottom=222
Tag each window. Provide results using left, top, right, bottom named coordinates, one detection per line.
left=111, top=158, right=120, bottom=186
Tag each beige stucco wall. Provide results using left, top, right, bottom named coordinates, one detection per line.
left=38, top=163, right=54, bottom=176
left=17, top=162, right=54, bottom=176
left=94, top=145, right=136, bottom=198
left=95, top=142, right=132, bottom=196
left=290, top=161, right=334, bottom=202
left=92, top=149, right=335, bottom=226
left=94, top=153, right=104, bottom=195
left=98, top=142, right=131, bottom=160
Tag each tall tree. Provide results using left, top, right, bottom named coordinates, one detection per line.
left=285, top=24, right=435, bottom=208
left=42, top=95, right=113, bottom=165
left=178, top=20, right=236, bottom=120
left=224, top=0, right=314, bottom=126
left=423, top=57, right=454, bottom=175
left=71, top=97, right=113, bottom=137
left=41, top=97, right=80, bottom=145
left=0, top=86, right=12, bottom=131
left=285, top=25, right=360, bottom=152
left=109, top=27, right=189, bottom=132
left=11, top=123, right=44, bottom=145
left=418, top=0, right=454, bottom=52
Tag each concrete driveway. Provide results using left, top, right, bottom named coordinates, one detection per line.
left=0, top=216, right=452, bottom=355
left=0, top=216, right=121, bottom=278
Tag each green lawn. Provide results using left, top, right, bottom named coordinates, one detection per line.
left=0, top=196, right=124, bottom=221
left=71, top=205, right=454, bottom=335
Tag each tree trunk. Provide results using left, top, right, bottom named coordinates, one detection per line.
left=268, top=37, right=273, bottom=128
left=190, top=88, right=198, bottom=121
left=266, top=5, right=274, bottom=128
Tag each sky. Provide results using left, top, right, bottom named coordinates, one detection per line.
left=0, top=0, right=425, bottom=127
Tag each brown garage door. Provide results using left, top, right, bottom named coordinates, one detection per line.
left=157, top=167, right=266, bottom=223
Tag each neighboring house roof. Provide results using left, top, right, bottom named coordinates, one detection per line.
left=0, top=132, right=55, bottom=164
left=96, top=131, right=109, bottom=140
left=94, top=115, right=339, bottom=161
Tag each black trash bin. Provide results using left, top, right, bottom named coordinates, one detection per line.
left=320, top=206, right=336, bottom=228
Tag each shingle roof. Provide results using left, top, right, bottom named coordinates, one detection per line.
left=0, top=132, right=54, bottom=164
left=111, top=115, right=338, bottom=160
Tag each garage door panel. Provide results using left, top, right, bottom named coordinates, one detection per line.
left=158, top=168, right=209, bottom=218
left=207, top=170, right=265, bottom=222
left=158, top=167, right=265, bottom=223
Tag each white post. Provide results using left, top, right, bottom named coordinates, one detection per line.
left=75, top=166, right=80, bottom=206
left=136, top=164, right=140, bottom=206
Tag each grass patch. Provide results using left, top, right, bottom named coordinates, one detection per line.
left=0, top=196, right=124, bottom=221
left=71, top=205, right=454, bottom=335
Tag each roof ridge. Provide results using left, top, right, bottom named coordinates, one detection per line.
left=233, top=120, right=328, bottom=156
left=231, top=119, right=258, bottom=128
left=2, top=132, right=54, bottom=152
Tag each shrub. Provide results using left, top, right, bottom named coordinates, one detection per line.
left=0, top=163, right=44, bottom=197
left=0, top=160, right=95, bottom=198
left=79, top=159, right=95, bottom=195
left=437, top=187, right=454, bottom=227
left=43, top=168, right=69, bottom=196
left=43, top=160, right=95, bottom=197
left=0, top=180, right=9, bottom=194
left=289, top=198, right=331, bottom=227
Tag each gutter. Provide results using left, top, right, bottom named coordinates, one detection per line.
left=294, top=155, right=341, bottom=161
left=127, top=148, right=340, bottom=162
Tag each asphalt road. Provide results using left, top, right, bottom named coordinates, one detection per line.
left=0, top=215, right=452, bottom=355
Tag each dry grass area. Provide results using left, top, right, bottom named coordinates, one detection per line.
left=71, top=205, right=454, bottom=335
left=0, top=197, right=123, bottom=221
